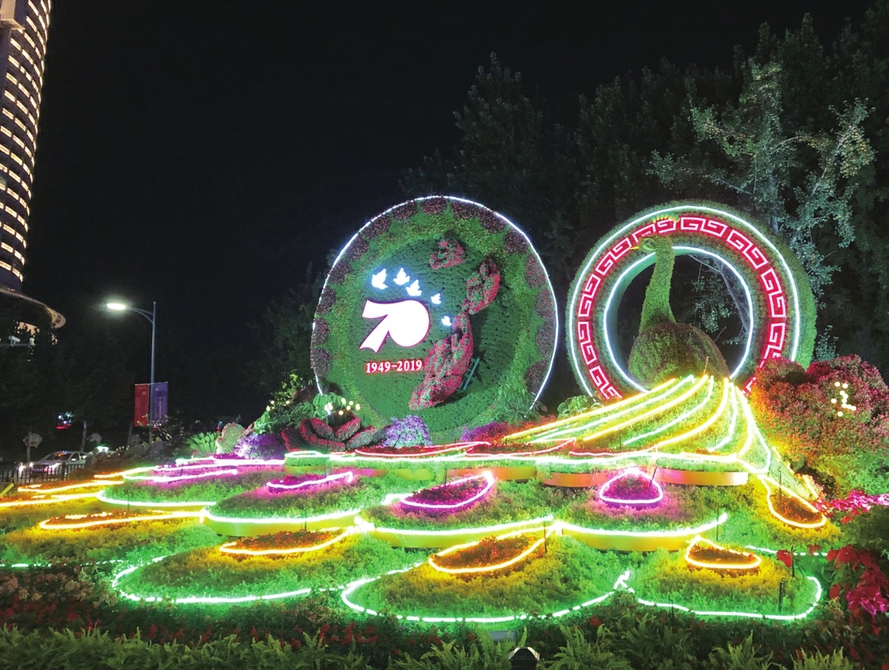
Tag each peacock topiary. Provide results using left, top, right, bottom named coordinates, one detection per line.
left=628, top=236, right=730, bottom=386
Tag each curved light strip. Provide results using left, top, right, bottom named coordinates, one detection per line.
left=505, top=378, right=681, bottom=442
left=580, top=375, right=709, bottom=443
left=219, top=527, right=354, bottom=556
left=557, top=512, right=728, bottom=538
left=148, top=468, right=239, bottom=484
left=598, top=468, right=664, bottom=506
left=622, top=377, right=717, bottom=447
left=759, top=475, right=827, bottom=529
left=202, top=506, right=361, bottom=526
left=0, top=492, right=98, bottom=509
left=464, top=441, right=567, bottom=459
left=684, top=535, right=762, bottom=571
left=401, top=472, right=495, bottom=511
left=356, top=514, right=554, bottom=537
left=348, top=442, right=477, bottom=460
left=266, top=471, right=354, bottom=492
left=18, top=479, right=123, bottom=493
left=568, top=204, right=803, bottom=397
left=39, top=510, right=200, bottom=530
left=316, top=195, right=559, bottom=409
left=428, top=527, right=550, bottom=575
left=110, top=557, right=343, bottom=605
left=613, top=571, right=822, bottom=621
left=97, top=489, right=216, bottom=509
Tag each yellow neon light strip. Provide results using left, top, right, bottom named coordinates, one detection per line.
left=541, top=377, right=694, bottom=443
left=582, top=376, right=709, bottom=443
left=94, top=467, right=155, bottom=479
left=428, top=527, right=551, bottom=575
left=505, top=377, right=682, bottom=441
left=655, top=378, right=728, bottom=451
left=219, top=527, right=354, bottom=556
left=759, top=475, right=827, bottom=529
left=624, top=377, right=717, bottom=446
left=0, top=492, right=98, bottom=509
left=38, top=510, right=201, bottom=530
left=19, top=479, right=123, bottom=494
left=684, top=535, right=762, bottom=571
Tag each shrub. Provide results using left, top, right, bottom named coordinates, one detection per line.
left=233, top=433, right=287, bottom=460
left=183, top=432, right=217, bottom=457
left=382, top=415, right=433, bottom=447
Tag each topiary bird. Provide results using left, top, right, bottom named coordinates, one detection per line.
left=628, top=236, right=730, bottom=386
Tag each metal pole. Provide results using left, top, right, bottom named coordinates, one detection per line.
left=148, top=301, right=156, bottom=445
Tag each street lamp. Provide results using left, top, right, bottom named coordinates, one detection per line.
left=106, top=301, right=157, bottom=445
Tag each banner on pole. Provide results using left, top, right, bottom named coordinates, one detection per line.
left=134, top=384, right=149, bottom=427
left=151, top=382, right=168, bottom=425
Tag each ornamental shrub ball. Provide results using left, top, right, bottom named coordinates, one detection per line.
left=232, top=432, right=286, bottom=460
left=750, top=355, right=889, bottom=486
left=215, top=423, right=245, bottom=454
left=382, top=415, right=433, bottom=447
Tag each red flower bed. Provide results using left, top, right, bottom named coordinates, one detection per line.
left=400, top=474, right=493, bottom=512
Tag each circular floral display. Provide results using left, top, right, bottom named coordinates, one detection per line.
left=312, top=196, right=558, bottom=438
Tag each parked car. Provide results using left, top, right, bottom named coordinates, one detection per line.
left=28, top=451, right=88, bottom=476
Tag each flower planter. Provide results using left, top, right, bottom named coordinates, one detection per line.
left=537, top=471, right=610, bottom=488
left=447, top=466, right=536, bottom=481
left=201, top=508, right=359, bottom=537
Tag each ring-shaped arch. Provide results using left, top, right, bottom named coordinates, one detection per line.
left=567, top=203, right=815, bottom=400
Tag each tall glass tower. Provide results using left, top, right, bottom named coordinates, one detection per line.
left=0, top=0, right=62, bottom=327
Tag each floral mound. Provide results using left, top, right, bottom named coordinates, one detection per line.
left=342, top=535, right=622, bottom=622
left=428, top=528, right=547, bottom=575
left=219, top=528, right=353, bottom=556
left=684, top=536, right=761, bottom=572
left=104, top=467, right=282, bottom=507
left=210, top=472, right=417, bottom=522
left=113, top=534, right=415, bottom=604
left=400, top=473, right=494, bottom=513
left=360, top=480, right=567, bottom=533
left=622, top=549, right=821, bottom=619
left=38, top=510, right=199, bottom=530
left=598, top=469, right=663, bottom=505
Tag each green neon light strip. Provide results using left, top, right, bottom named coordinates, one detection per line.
left=567, top=204, right=802, bottom=397
left=614, top=571, right=823, bottom=621
left=707, top=384, right=740, bottom=452
left=342, top=561, right=820, bottom=624
left=97, top=489, right=217, bottom=508
left=339, top=564, right=616, bottom=624
left=109, top=556, right=369, bottom=605
left=356, top=514, right=554, bottom=536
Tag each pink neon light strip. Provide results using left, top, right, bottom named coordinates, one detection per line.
left=266, top=471, right=355, bottom=492
left=598, top=468, right=664, bottom=505
left=401, top=472, right=495, bottom=510
left=150, top=468, right=239, bottom=484
left=351, top=442, right=479, bottom=458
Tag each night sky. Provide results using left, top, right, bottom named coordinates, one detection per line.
left=21, top=1, right=876, bottom=416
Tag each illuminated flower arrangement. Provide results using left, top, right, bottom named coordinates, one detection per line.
left=39, top=509, right=199, bottom=530
left=684, top=536, right=761, bottom=573
left=428, top=528, right=545, bottom=576
left=598, top=469, right=664, bottom=506
left=219, top=528, right=353, bottom=557
left=265, top=471, right=355, bottom=494
left=400, top=472, right=495, bottom=514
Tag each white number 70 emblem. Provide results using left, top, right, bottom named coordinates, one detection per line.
left=359, top=300, right=430, bottom=353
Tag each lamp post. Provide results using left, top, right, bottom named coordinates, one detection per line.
left=107, top=301, right=157, bottom=445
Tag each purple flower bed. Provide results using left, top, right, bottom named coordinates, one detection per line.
left=233, top=433, right=287, bottom=460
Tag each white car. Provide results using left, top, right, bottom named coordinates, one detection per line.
left=28, top=451, right=88, bottom=476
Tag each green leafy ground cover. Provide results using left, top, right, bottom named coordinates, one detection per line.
left=115, top=534, right=418, bottom=601
left=360, top=479, right=573, bottom=530
left=347, top=536, right=624, bottom=619
left=112, top=468, right=281, bottom=504
left=211, top=473, right=418, bottom=520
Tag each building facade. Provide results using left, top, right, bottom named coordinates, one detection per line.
left=0, top=0, right=50, bottom=294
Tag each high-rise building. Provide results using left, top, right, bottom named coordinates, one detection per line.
left=0, top=0, right=62, bottom=327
